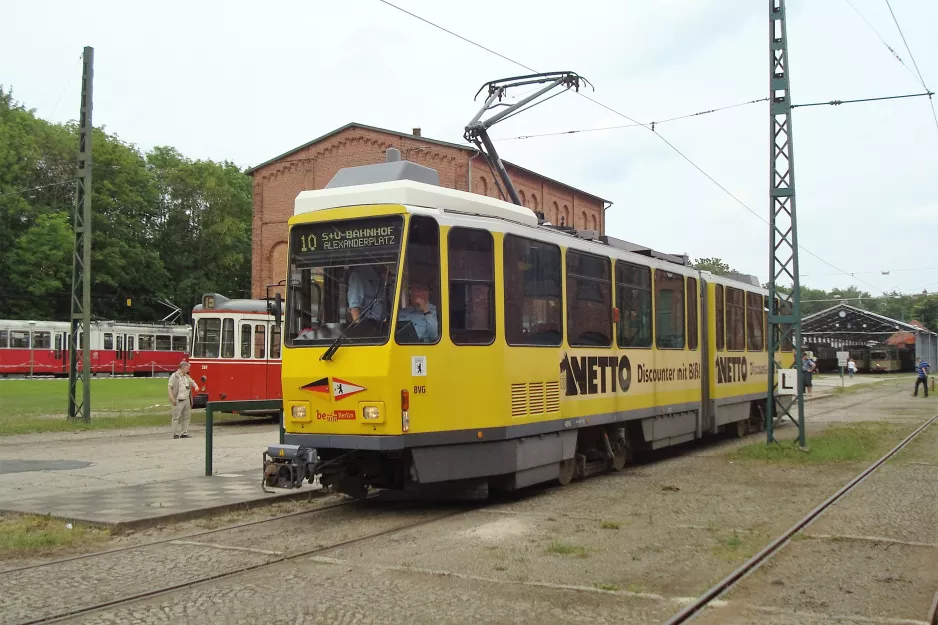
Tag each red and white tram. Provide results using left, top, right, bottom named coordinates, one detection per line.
left=189, top=294, right=282, bottom=410
left=0, top=319, right=189, bottom=377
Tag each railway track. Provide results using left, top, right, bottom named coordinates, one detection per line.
left=662, top=410, right=938, bottom=625
left=8, top=498, right=476, bottom=625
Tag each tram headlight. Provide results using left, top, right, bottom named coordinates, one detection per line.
left=362, top=406, right=380, bottom=420
left=291, top=405, right=307, bottom=419
left=359, top=403, right=384, bottom=423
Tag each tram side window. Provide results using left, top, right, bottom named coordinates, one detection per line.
left=726, top=287, right=746, bottom=351
left=10, top=331, right=29, bottom=348
left=139, top=335, right=154, bottom=350
left=156, top=335, right=172, bottom=351
left=503, top=235, right=563, bottom=346
left=448, top=227, right=495, bottom=345
left=240, top=324, right=252, bottom=358
left=566, top=250, right=612, bottom=347
left=220, top=319, right=235, bottom=358
left=172, top=336, right=187, bottom=352
left=103, top=333, right=114, bottom=350
left=715, top=285, right=725, bottom=350
left=0, top=330, right=7, bottom=348
left=396, top=215, right=441, bottom=345
left=655, top=270, right=685, bottom=349
left=270, top=326, right=281, bottom=359
left=32, top=331, right=51, bottom=349
left=747, top=292, right=764, bottom=351
left=193, top=319, right=220, bottom=358
left=254, top=325, right=266, bottom=359
left=687, top=278, right=698, bottom=350
left=616, top=262, right=652, bottom=348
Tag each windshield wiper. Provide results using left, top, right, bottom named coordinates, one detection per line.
left=319, top=290, right=384, bottom=362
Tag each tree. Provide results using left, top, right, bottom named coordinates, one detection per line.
left=691, top=257, right=737, bottom=276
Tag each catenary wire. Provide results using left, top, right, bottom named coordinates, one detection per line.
left=882, top=0, right=938, bottom=133
left=0, top=179, right=76, bottom=199
left=375, top=0, right=890, bottom=294
left=496, top=97, right=769, bottom=140
left=842, top=0, right=920, bottom=84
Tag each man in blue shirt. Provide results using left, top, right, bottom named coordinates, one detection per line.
left=914, top=356, right=930, bottom=397
left=347, top=265, right=392, bottom=333
left=396, top=279, right=438, bottom=343
left=801, top=352, right=816, bottom=395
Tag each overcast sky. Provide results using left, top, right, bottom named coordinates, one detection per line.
left=3, top=0, right=936, bottom=295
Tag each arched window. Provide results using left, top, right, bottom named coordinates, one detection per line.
left=590, top=214, right=597, bottom=230
left=580, top=211, right=588, bottom=229
left=519, top=190, right=527, bottom=207
left=478, top=176, right=488, bottom=197
left=531, top=194, right=538, bottom=214
left=552, top=201, right=559, bottom=224
left=562, top=205, right=570, bottom=226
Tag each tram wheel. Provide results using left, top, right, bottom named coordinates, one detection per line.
left=557, top=459, right=575, bottom=486
left=610, top=439, right=628, bottom=472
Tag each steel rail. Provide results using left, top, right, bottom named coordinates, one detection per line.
left=663, top=410, right=938, bottom=625
left=19, top=505, right=474, bottom=625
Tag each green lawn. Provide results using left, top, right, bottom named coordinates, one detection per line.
left=0, top=378, right=251, bottom=436
left=0, top=513, right=109, bottom=558
left=732, top=422, right=904, bottom=464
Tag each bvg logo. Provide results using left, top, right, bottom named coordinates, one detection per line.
left=715, top=357, right=747, bottom=383
left=560, top=353, right=631, bottom=397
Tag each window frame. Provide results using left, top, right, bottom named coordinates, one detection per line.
left=172, top=335, right=188, bottom=352
left=725, top=287, right=746, bottom=352
left=565, top=249, right=612, bottom=348
left=254, top=324, right=266, bottom=359
left=447, top=226, right=496, bottom=346
left=138, top=334, right=154, bottom=350
left=654, top=269, right=685, bottom=350
left=715, top=284, right=725, bottom=351
left=746, top=292, right=764, bottom=352
left=270, top=325, right=282, bottom=359
left=502, top=234, right=563, bottom=348
left=221, top=318, right=235, bottom=359
left=32, top=331, right=52, bottom=350
left=0, top=330, right=7, bottom=348
left=240, top=323, right=252, bottom=359
left=686, top=277, right=698, bottom=351
left=396, top=214, right=442, bottom=346
left=615, top=261, right=653, bottom=349
left=103, top=333, right=114, bottom=351
left=156, top=334, right=172, bottom=351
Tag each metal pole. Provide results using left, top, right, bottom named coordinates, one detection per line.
left=766, top=0, right=806, bottom=447
left=67, top=46, right=94, bottom=422
left=205, top=403, right=213, bottom=476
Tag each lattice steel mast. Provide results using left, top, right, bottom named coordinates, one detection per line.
left=68, top=46, right=94, bottom=422
left=766, top=1, right=805, bottom=446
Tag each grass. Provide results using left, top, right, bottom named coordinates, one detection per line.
left=0, top=514, right=109, bottom=558
left=710, top=529, right=762, bottom=562
left=732, top=422, right=901, bottom=464
left=600, top=520, right=620, bottom=530
left=546, top=541, right=589, bottom=558
left=0, top=378, right=254, bottom=435
left=594, top=583, right=620, bottom=591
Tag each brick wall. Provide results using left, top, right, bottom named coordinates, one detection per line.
left=250, top=126, right=604, bottom=298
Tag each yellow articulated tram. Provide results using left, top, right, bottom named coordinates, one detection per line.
left=264, top=153, right=793, bottom=497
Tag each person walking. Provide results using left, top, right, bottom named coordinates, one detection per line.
left=847, top=357, right=857, bottom=379
left=802, top=352, right=816, bottom=395
left=913, top=356, right=930, bottom=398
left=168, top=360, right=199, bottom=439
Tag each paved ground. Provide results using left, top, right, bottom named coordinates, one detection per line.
left=0, top=421, right=319, bottom=527
left=0, top=377, right=933, bottom=625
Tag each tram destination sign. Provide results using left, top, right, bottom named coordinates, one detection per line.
left=291, top=216, right=403, bottom=263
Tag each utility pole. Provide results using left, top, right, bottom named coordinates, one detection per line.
left=766, top=1, right=806, bottom=447
left=68, top=46, right=94, bottom=422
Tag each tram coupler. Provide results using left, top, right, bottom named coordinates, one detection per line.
left=262, top=444, right=317, bottom=491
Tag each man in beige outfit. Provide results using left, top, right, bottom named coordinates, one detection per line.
left=168, top=361, right=199, bottom=439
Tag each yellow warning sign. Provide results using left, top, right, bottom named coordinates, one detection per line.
left=278, top=449, right=284, bottom=457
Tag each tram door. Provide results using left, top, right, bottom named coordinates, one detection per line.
left=115, top=334, right=133, bottom=374
left=54, top=332, right=67, bottom=374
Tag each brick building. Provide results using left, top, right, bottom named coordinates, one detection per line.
left=245, top=123, right=610, bottom=298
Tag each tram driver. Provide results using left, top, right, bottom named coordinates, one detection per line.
left=396, top=279, right=438, bottom=343
left=347, top=263, right=393, bottom=334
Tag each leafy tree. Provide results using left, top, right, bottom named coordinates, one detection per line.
left=691, top=257, right=737, bottom=276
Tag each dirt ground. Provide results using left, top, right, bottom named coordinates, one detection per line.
left=2, top=378, right=934, bottom=625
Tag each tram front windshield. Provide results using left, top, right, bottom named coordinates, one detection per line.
left=286, top=216, right=403, bottom=347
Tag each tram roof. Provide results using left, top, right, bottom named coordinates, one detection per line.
left=802, top=303, right=935, bottom=343
left=193, top=294, right=271, bottom=315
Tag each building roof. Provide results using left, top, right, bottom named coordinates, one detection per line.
left=802, top=303, right=935, bottom=342
left=244, top=122, right=610, bottom=204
